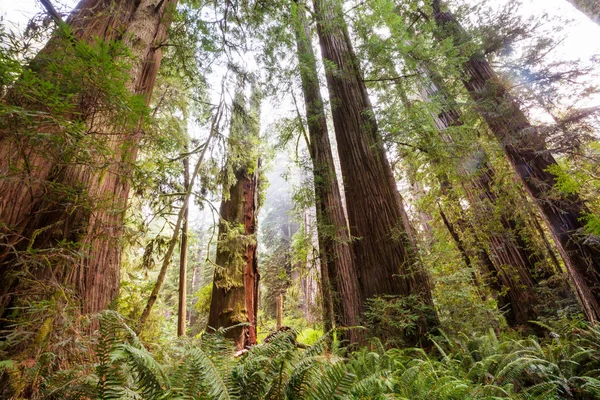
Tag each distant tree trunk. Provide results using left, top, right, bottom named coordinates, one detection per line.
left=137, top=125, right=216, bottom=335
left=276, top=293, right=283, bottom=329
left=0, top=0, right=177, bottom=319
left=464, top=169, right=541, bottom=326
left=292, top=0, right=362, bottom=343
left=313, top=0, right=438, bottom=344
left=188, top=248, right=203, bottom=328
left=301, top=211, right=318, bottom=324
left=208, top=89, right=261, bottom=350
left=432, top=0, right=600, bottom=322
left=177, top=152, right=190, bottom=337
left=530, top=213, right=563, bottom=275
left=417, top=61, right=546, bottom=326
left=567, top=0, right=600, bottom=24
left=410, top=178, right=435, bottom=243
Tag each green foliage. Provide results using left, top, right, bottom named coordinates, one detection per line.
left=296, top=328, right=323, bottom=346
left=363, top=295, right=439, bottom=348
left=8, top=311, right=600, bottom=399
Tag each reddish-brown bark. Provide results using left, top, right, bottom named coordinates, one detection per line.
left=0, top=0, right=177, bottom=316
left=313, top=0, right=438, bottom=343
left=292, top=0, right=362, bottom=343
left=208, top=167, right=260, bottom=350
left=418, top=62, right=546, bottom=326
left=432, top=1, right=600, bottom=322
left=208, top=91, right=260, bottom=350
left=243, top=166, right=259, bottom=347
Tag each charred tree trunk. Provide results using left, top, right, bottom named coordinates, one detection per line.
left=313, top=0, right=438, bottom=344
left=432, top=1, right=600, bottom=322
left=292, top=0, right=362, bottom=343
left=0, top=0, right=177, bottom=319
left=208, top=89, right=261, bottom=350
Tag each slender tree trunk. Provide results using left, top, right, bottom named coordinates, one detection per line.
left=530, top=213, right=563, bottom=275
left=0, top=0, right=177, bottom=321
left=208, top=89, right=261, bottom=350
left=292, top=0, right=362, bottom=343
left=432, top=0, right=600, bottom=322
left=188, top=248, right=203, bottom=328
left=418, top=63, right=551, bottom=279
left=177, top=152, right=190, bottom=337
left=276, top=293, right=283, bottom=329
left=438, top=205, right=473, bottom=275
left=312, top=0, right=438, bottom=344
left=137, top=125, right=217, bottom=334
left=417, top=61, right=545, bottom=326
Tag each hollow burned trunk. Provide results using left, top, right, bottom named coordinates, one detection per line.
left=313, top=0, right=438, bottom=344
left=0, top=0, right=177, bottom=318
left=432, top=1, right=600, bottom=322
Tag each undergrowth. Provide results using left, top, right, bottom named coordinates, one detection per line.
left=1, top=311, right=599, bottom=399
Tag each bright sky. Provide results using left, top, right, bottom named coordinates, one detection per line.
left=3, top=0, right=599, bottom=104
left=4, top=0, right=600, bottom=57
left=2, top=0, right=599, bottom=228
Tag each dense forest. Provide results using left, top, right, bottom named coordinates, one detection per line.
left=1, top=0, right=600, bottom=398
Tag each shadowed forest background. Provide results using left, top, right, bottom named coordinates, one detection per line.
left=1, top=0, right=600, bottom=398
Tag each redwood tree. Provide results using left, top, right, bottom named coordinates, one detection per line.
left=208, top=87, right=261, bottom=350
left=432, top=0, right=600, bottom=322
left=0, top=0, right=177, bottom=317
left=313, top=0, right=438, bottom=343
left=418, top=66, right=547, bottom=327
left=292, top=0, right=362, bottom=342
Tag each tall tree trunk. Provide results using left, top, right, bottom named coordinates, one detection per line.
left=0, top=0, right=177, bottom=319
left=418, top=57, right=550, bottom=326
left=432, top=0, right=600, bottom=322
left=567, top=0, right=600, bottom=24
left=137, top=123, right=217, bottom=335
left=292, top=0, right=362, bottom=343
left=312, top=0, right=438, bottom=344
left=208, top=88, right=261, bottom=350
left=177, top=151, right=190, bottom=337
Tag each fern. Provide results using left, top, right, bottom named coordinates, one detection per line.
left=27, top=312, right=600, bottom=400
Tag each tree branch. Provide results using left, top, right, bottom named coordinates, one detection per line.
left=363, top=73, right=418, bottom=83
left=38, top=0, right=65, bottom=26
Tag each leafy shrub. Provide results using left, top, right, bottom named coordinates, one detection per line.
left=363, top=294, right=438, bottom=348
left=4, top=311, right=600, bottom=399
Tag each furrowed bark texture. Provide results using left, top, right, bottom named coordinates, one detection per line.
left=465, top=169, right=541, bottom=325
left=208, top=167, right=259, bottom=349
left=417, top=65, right=544, bottom=326
left=208, top=91, right=260, bottom=350
left=313, top=0, right=438, bottom=342
left=433, top=1, right=600, bottom=322
left=292, top=0, right=362, bottom=342
left=0, top=0, right=177, bottom=316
